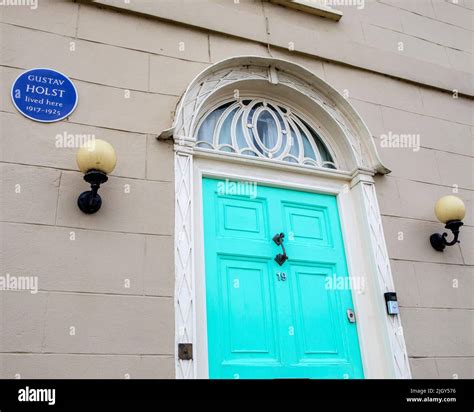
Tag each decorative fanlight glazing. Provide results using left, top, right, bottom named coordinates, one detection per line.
left=196, top=99, right=337, bottom=169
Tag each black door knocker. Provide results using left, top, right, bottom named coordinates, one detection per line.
left=273, top=232, right=288, bottom=266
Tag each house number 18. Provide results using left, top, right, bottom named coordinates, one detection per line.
left=276, top=272, right=287, bottom=282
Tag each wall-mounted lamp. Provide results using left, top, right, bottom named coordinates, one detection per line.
left=430, top=195, right=466, bottom=252
left=76, top=139, right=117, bottom=214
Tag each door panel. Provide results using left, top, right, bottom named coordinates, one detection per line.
left=291, top=263, right=340, bottom=356
left=203, top=178, right=364, bottom=379
left=217, top=196, right=268, bottom=240
left=219, top=258, right=278, bottom=357
left=282, top=203, right=332, bottom=247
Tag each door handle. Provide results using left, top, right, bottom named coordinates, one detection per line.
left=273, top=232, right=288, bottom=266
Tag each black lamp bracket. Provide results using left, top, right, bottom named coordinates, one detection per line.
left=77, top=169, right=108, bottom=214
left=430, top=220, right=463, bottom=252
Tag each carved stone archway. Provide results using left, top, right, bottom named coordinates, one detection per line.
left=160, top=56, right=411, bottom=379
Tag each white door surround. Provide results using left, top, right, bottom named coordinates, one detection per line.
left=160, top=56, right=411, bottom=379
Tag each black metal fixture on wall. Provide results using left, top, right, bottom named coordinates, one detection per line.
left=430, top=195, right=466, bottom=252
left=384, top=292, right=399, bottom=315
left=76, top=139, right=117, bottom=214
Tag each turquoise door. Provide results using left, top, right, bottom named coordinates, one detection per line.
left=202, top=178, right=364, bottom=379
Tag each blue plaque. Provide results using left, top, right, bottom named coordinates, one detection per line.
left=11, top=68, right=78, bottom=123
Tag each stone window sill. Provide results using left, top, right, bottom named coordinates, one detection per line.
left=269, top=0, right=343, bottom=21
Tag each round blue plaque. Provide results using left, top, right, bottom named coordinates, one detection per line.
left=11, top=68, right=78, bottom=123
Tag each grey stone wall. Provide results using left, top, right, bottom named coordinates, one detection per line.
left=0, top=0, right=472, bottom=378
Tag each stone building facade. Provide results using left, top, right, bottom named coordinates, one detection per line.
left=0, top=0, right=472, bottom=379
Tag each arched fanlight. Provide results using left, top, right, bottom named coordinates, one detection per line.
left=196, top=99, right=337, bottom=170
